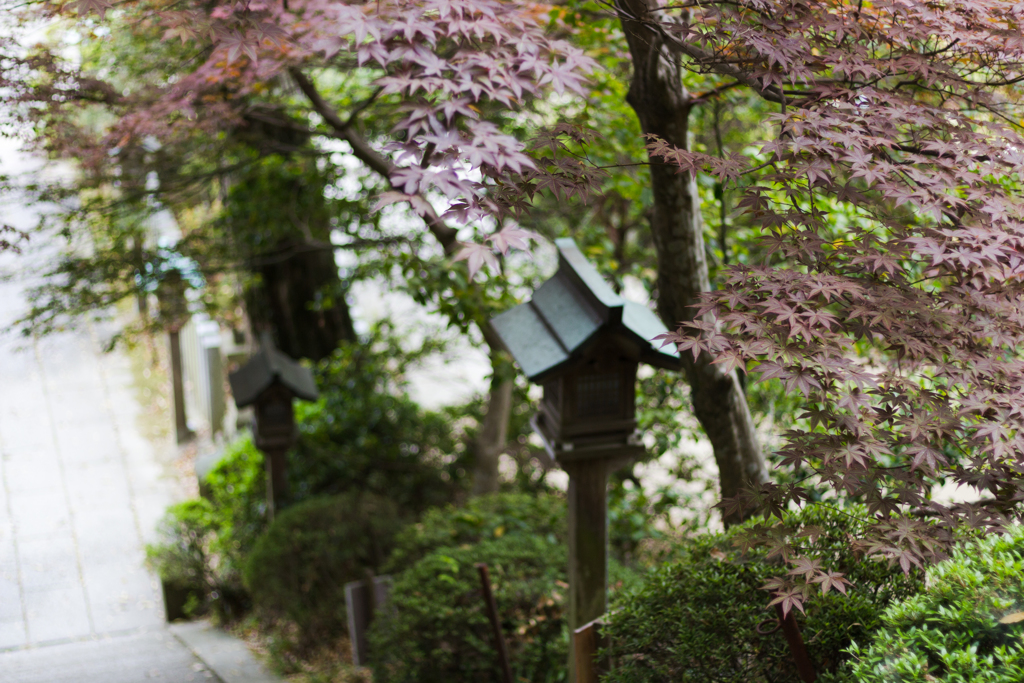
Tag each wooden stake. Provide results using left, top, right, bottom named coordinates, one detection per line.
left=168, top=328, right=193, bottom=444
left=265, top=448, right=288, bottom=520
left=774, top=604, right=817, bottom=683
left=573, top=618, right=607, bottom=683
left=476, top=563, right=514, bottom=683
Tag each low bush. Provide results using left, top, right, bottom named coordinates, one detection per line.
left=602, top=503, right=921, bottom=683
left=145, top=498, right=215, bottom=617
left=838, top=525, right=1024, bottom=683
left=243, top=492, right=402, bottom=648
left=289, top=333, right=470, bottom=514
left=370, top=491, right=641, bottom=683
left=202, top=432, right=268, bottom=569
left=370, top=533, right=568, bottom=683
left=383, top=491, right=566, bottom=573
left=146, top=434, right=267, bottom=619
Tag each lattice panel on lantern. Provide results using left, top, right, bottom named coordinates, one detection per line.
left=575, top=373, right=621, bottom=418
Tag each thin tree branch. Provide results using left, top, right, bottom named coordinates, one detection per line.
left=288, top=67, right=460, bottom=252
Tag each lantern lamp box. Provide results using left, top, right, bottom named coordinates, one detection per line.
left=491, top=238, right=680, bottom=464
left=228, top=335, right=319, bottom=450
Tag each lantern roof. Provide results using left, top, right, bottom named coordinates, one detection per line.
left=229, top=333, right=319, bottom=408
left=490, top=238, right=680, bottom=382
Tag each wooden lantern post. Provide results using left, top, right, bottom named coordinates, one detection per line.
left=228, top=333, right=318, bottom=519
left=156, top=270, right=195, bottom=444
left=490, top=239, right=680, bottom=681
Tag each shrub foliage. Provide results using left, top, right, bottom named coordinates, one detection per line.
left=370, top=491, right=645, bottom=683
left=290, top=334, right=469, bottom=514
left=370, top=534, right=568, bottom=683
left=841, top=525, right=1024, bottom=683
left=146, top=434, right=267, bottom=618
left=243, top=492, right=402, bottom=646
left=383, top=492, right=566, bottom=573
left=602, top=504, right=920, bottom=683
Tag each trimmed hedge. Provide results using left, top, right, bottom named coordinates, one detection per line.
left=839, top=525, right=1024, bottom=683
left=243, top=492, right=402, bottom=646
left=370, top=533, right=568, bottom=683
left=383, top=492, right=566, bottom=573
left=602, top=504, right=921, bottom=683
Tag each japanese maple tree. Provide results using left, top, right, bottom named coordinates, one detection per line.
left=8, top=0, right=1024, bottom=610
left=620, top=0, right=1024, bottom=609
left=0, top=0, right=599, bottom=493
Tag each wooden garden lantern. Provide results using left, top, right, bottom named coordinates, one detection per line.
left=228, top=333, right=318, bottom=519
left=491, top=238, right=680, bottom=678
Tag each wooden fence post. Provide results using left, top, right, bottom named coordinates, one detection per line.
left=774, top=604, right=816, bottom=683
left=345, top=576, right=393, bottom=667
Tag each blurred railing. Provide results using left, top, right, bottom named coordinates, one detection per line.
left=177, top=313, right=248, bottom=440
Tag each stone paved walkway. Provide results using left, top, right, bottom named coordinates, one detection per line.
left=0, top=145, right=280, bottom=681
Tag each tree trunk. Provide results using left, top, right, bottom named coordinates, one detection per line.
left=247, top=240, right=356, bottom=362
left=470, top=352, right=514, bottom=496
left=168, top=327, right=194, bottom=444
left=616, top=0, right=769, bottom=520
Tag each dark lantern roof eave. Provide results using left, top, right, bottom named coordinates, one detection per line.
left=490, top=238, right=680, bottom=382
left=228, top=335, right=319, bottom=408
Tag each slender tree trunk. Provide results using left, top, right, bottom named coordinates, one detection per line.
left=471, top=352, right=514, bottom=495
left=616, top=0, right=769, bottom=520
left=246, top=239, right=356, bottom=362
left=168, top=327, right=193, bottom=444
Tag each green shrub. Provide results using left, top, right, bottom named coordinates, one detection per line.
left=602, top=503, right=921, bottom=683
left=289, top=333, right=470, bottom=514
left=383, top=491, right=566, bottom=573
left=146, top=499, right=213, bottom=586
left=203, top=432, right=268, bottom=568
left=243, top=492, right=402, bottom=647
left=146, top=434, right=267, bottom=618
left=839, top=525, right=1024, bottom=683
left=370, top=533, right=568, bottom=683
left=371, top=491, right=642, bottom=683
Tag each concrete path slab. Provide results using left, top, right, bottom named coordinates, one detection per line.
left=0, top=140, right=283, bottom=682
left=0, top=630, right=214, bottom=683
left=171, top=621, right=281, bottom=683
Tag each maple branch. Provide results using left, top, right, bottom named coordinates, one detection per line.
left=738, top=156, right=779, bottom=177
left=289, top=69, right=391, bottom=176
left=689, top=79, right=745, bottom=105
left=342, top=86, right=384, bottom=128
left=919, top=37, right=960, bottom=58
left=287, top=67, right=459, bottom=252
left=286, top=67, right=508, bottom=352
left=889, top=143, right=1001, bottom=167
left=609, top=0, right=788, bottom=105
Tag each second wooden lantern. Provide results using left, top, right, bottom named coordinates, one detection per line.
left=228, top=333, right=319, bottom=518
